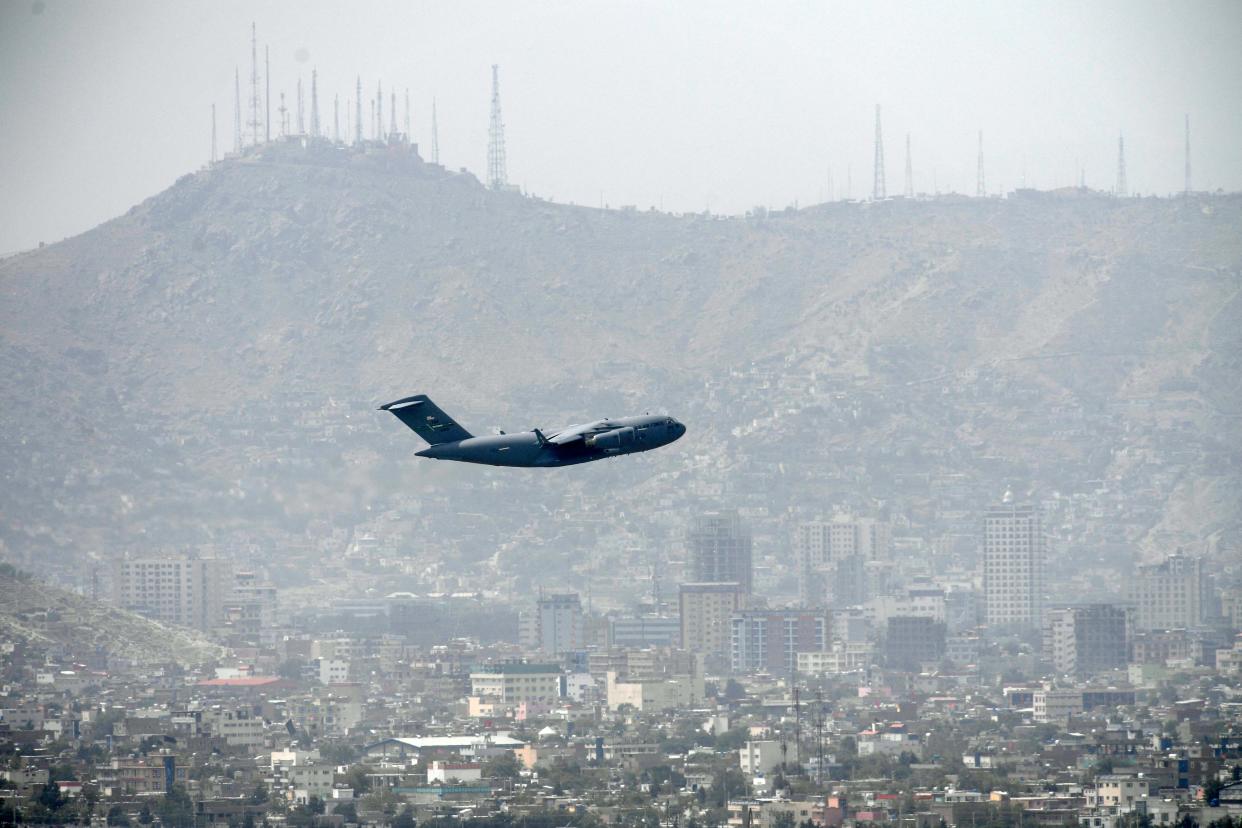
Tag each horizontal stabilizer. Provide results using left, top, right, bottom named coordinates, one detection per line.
left=379, top=394, right=473, bottom=445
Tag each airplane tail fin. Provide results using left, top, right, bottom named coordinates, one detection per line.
left=379, top=394, right=473, bottom=445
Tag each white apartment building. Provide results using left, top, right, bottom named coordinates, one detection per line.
left=983, top=499, right=1045, bottom=629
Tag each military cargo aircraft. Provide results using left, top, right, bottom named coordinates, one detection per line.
left=380, top=394, right=686, bottom=467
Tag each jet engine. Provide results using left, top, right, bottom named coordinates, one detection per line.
left=586, top=427, right=635, bottom=450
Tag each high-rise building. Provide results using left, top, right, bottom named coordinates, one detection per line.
left=112, top=554, right=233, bottom=632
left=884, top=615, right=946, bottom=671
left=689, top=512, right=753, bottom=593
left=795, top=517, right=892, bottom=606
left=1042, top=604, right=1128, bottom=677
left=982, top=498, right=1045, bottom=629
left=1129, top=552, right=1207, bottom=631
left=528, top=593, right=584, bottom=656
left=679, top=582, right=750, bottom=664
left=730, top=610, right=828, bottom=674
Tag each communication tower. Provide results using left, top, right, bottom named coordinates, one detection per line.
left=904, top=132, right=913, bottom=197
left=432, top=98, right=440, bottom=164
left=1184, top=114, right=1191, bottom=194
left=248, top=23, right=262, bottom=145
left=233, top=67, right=242, bottom=153
left=377, top=81, right=383, bottom=140
left=1116, top=133, right=1127, bottom=197
left=296, top=78, right=305, bottom=135
left=976, top=130, right=985, bottom=197
left=872, top=104, right=885, bottom=200
left=310, top=69, right=320, bottom=137
left=355, top=77, right=363, bottom=145
left=265, top=46, right=270, bottom=143
left=334, top=94, right=340, bottom=143
left=488, top=65, right=508, bottom=190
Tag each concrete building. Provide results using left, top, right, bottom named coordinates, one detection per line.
left=427, top=762, right=483, bottom=784
left=202, top=707, right=267, bottom=748
left=740, top=740, right=798, bottom=776
left=1042, top=604, right=1129, bottom=677
left=689, top=511, right=753, bottom=593
left=796, top=641, right=874, bottom=675
left=605, top=669, right=703, bottom=712
left=795, top=516, right=892, bottom=607
left=1086, top=776, right=1150, bottom=811
left=469, top=662, right=562, bottom=704
left=96, top=756, right=188, bottom=797
left=1033, top=688, right=1084, bottom=723
left=680, top=582, right=750, bottom=663
left=287, top=765, right=336, bottom=800
left=609, top=615, right=680, bottom=648
left=111, top=553, right=233, bottom=632
left=983, top=498, right=1045, bottom=629
left=884, top=615, right=947, bottom=671
left=527, top=593, right=584, bottom=656
left=1128, top=551, right=1207, bottom=631
left=730, top=610, right=828, bottom=674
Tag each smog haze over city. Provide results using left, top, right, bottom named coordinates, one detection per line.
left=1, top=3, right=1242, bottom=827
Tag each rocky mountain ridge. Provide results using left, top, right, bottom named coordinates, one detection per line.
left=1, top=141, right=1239, bottom=590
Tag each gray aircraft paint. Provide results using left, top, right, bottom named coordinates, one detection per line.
left=380, top=394, right=685, bottom=468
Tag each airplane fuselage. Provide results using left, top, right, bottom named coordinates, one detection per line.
left=416, top=414, right=684, bottom=467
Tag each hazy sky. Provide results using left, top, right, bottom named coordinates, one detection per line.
left=2, top=0, right=1240, bottom=253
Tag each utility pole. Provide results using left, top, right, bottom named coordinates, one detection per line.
left=904, top=132, right=913, bottom=197
left=976, top=130, right=986, bottom=197
left=488, top=64, right=508, bottom=190
left=872, top=104, right=885, bottom=200
left=1116, top=133, right=1127, bottom=197
left=431, top=97, right=440, bottom=164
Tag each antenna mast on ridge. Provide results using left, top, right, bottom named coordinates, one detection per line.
left=1116, top=133, right=1127, bottom=197
left=488, top=65, right=508, bottom=190
left=248, top=23, right=262, bottom=145
left=233, top=67, right=242, bottom=153
left=976, top=130, right=986, bottom=197
left=872, top=104, right=885, bottom=200
left=904, top=132, right=913, bottom=198
left=310, top=69, right=320, bottom=137
left=432, top=98, right=440, bottom=164
left=1184, top=114, right=1191, bottom=194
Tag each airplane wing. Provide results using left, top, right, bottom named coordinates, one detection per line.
left=547, top=420, right=616, bottom=445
